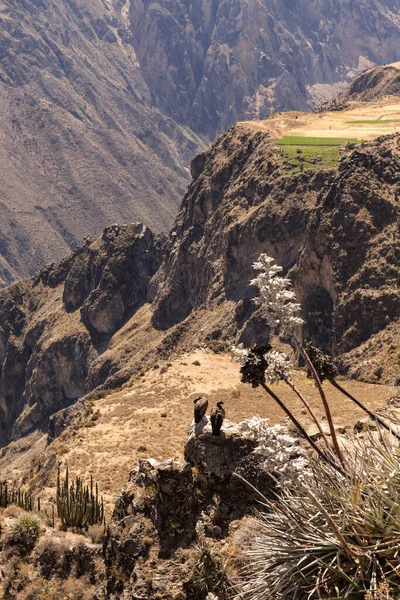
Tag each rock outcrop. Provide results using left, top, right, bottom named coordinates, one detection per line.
left=325, top=62, right=400, bottom=110
left=101, top=419, right=274, bottom=599
left=151, top=126, right=400, bottom=363
left=0, top=223, right=163, bottom=441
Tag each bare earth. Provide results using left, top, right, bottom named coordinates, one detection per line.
left=0, top=350, right=394, bottom=514
left=245, top=95, right=400, bottom=140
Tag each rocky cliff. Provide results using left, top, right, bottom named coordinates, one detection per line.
left=100, top=417, right=276, bottom=599
left=151, top=127, right=400, bottom=360
left=0, top=107, right=398, bottom=444
left=1, top=0, right=400, bottom=286
left=128, top=0, right=400, bottom=136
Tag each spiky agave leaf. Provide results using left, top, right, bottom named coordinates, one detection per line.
left=236, top=427, right=400, bottom=599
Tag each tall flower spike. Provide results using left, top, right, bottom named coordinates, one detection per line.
left=251, top=254, right=304, bottom=335
left=264, top=350, right=294, bottom=384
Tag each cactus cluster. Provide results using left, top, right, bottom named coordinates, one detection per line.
left=56, top=467, right=104, bottom=530
left=0, top=481, right=35, bottom=511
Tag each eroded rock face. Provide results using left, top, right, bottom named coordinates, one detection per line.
left=102, top=421, right=274, bottom=599
left=151, top=126, right=400, bottom=368
left=0, top=0, right=205, bottom=287
left=1, top=0, right=400, bottom=287
left=0, top=224, right=162, bottom=441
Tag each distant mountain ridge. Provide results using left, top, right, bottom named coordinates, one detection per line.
left=129, top=0, right=400, bottom=135
left=0, top=0, right=400, bottom=286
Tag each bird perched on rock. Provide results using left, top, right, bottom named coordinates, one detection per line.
left=211, top=401, right=225, bottom=436
left=194, top=396, right=208, bottom=423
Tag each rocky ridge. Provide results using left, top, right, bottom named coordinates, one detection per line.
left=0, top=121, right=398, bottom=444
left=325, top=62, right=400, bottom=110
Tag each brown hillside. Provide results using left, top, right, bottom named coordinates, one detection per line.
left=0, top=0, right=205, bottom=287
left=0, top=113, right=398, bottom=446
left=1, top=1, right=400, bottom=286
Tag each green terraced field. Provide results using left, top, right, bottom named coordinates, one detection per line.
left=345, top=119, right=400, bottom=125
left=276, top=136, right=362, bottom=172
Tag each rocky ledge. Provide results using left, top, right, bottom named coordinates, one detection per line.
left=100, top=418, right=278, bottom=599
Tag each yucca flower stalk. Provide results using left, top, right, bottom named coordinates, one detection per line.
left=241, top=254, right=345, bottom=468
left=233, top=346, right=345, bottom=475
left=233, top=345, right=332, bottom=452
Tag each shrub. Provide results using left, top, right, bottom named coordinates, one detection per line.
left=236, top=426, right=400, bottom=599
left=187, top=538, right=230, bottom=599
left=9, top=514, right=41, bottom=554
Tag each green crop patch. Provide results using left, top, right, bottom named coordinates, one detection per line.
left=345, top=119, right=400, bottom=125
left=277, top=135, right=360, bottom=147
left=276, top=136, right=362, bottom=172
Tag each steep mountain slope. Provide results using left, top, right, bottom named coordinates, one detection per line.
left=1, top=0, right=400, bottom=288
left=326, top=61, right=400, bottom=109
left=129, top=0, right=400, bottom=135
left=0, top=118, right=398, bottom=446
left=0, top=0, right=205, bottom=287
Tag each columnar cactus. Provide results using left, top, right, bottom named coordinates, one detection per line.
left=56, top=466, right=104, bottom=530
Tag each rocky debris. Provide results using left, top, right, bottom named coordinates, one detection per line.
left=306, top=422, right=346, bottom=442
left=102, top=419, right=275, bottom=599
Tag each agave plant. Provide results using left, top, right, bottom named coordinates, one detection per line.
left=236, top=427, right=400, bottom=599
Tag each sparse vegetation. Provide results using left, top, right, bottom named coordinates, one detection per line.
left=56, top=467, right=104, bottom=531
left=188, top=538, right=230, bottom=599
left=8, top=514, right=42, bottom=555
left=237, top=425, right=400, bottom=599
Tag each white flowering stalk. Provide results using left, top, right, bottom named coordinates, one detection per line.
left=231, top=345, right=250, bottom=362
left=232, top=346, right=293, bottom=384
left=239, top=417, right=311, bottom=487
left=248, top=254, right=345, bottom=469
left=251, top=254, right=304, bottom=335
left=233, top=346, right=331, bottom=449
left=206, top=594, right=219, bottom=600
left=264, top=350, right=293, bottom=384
